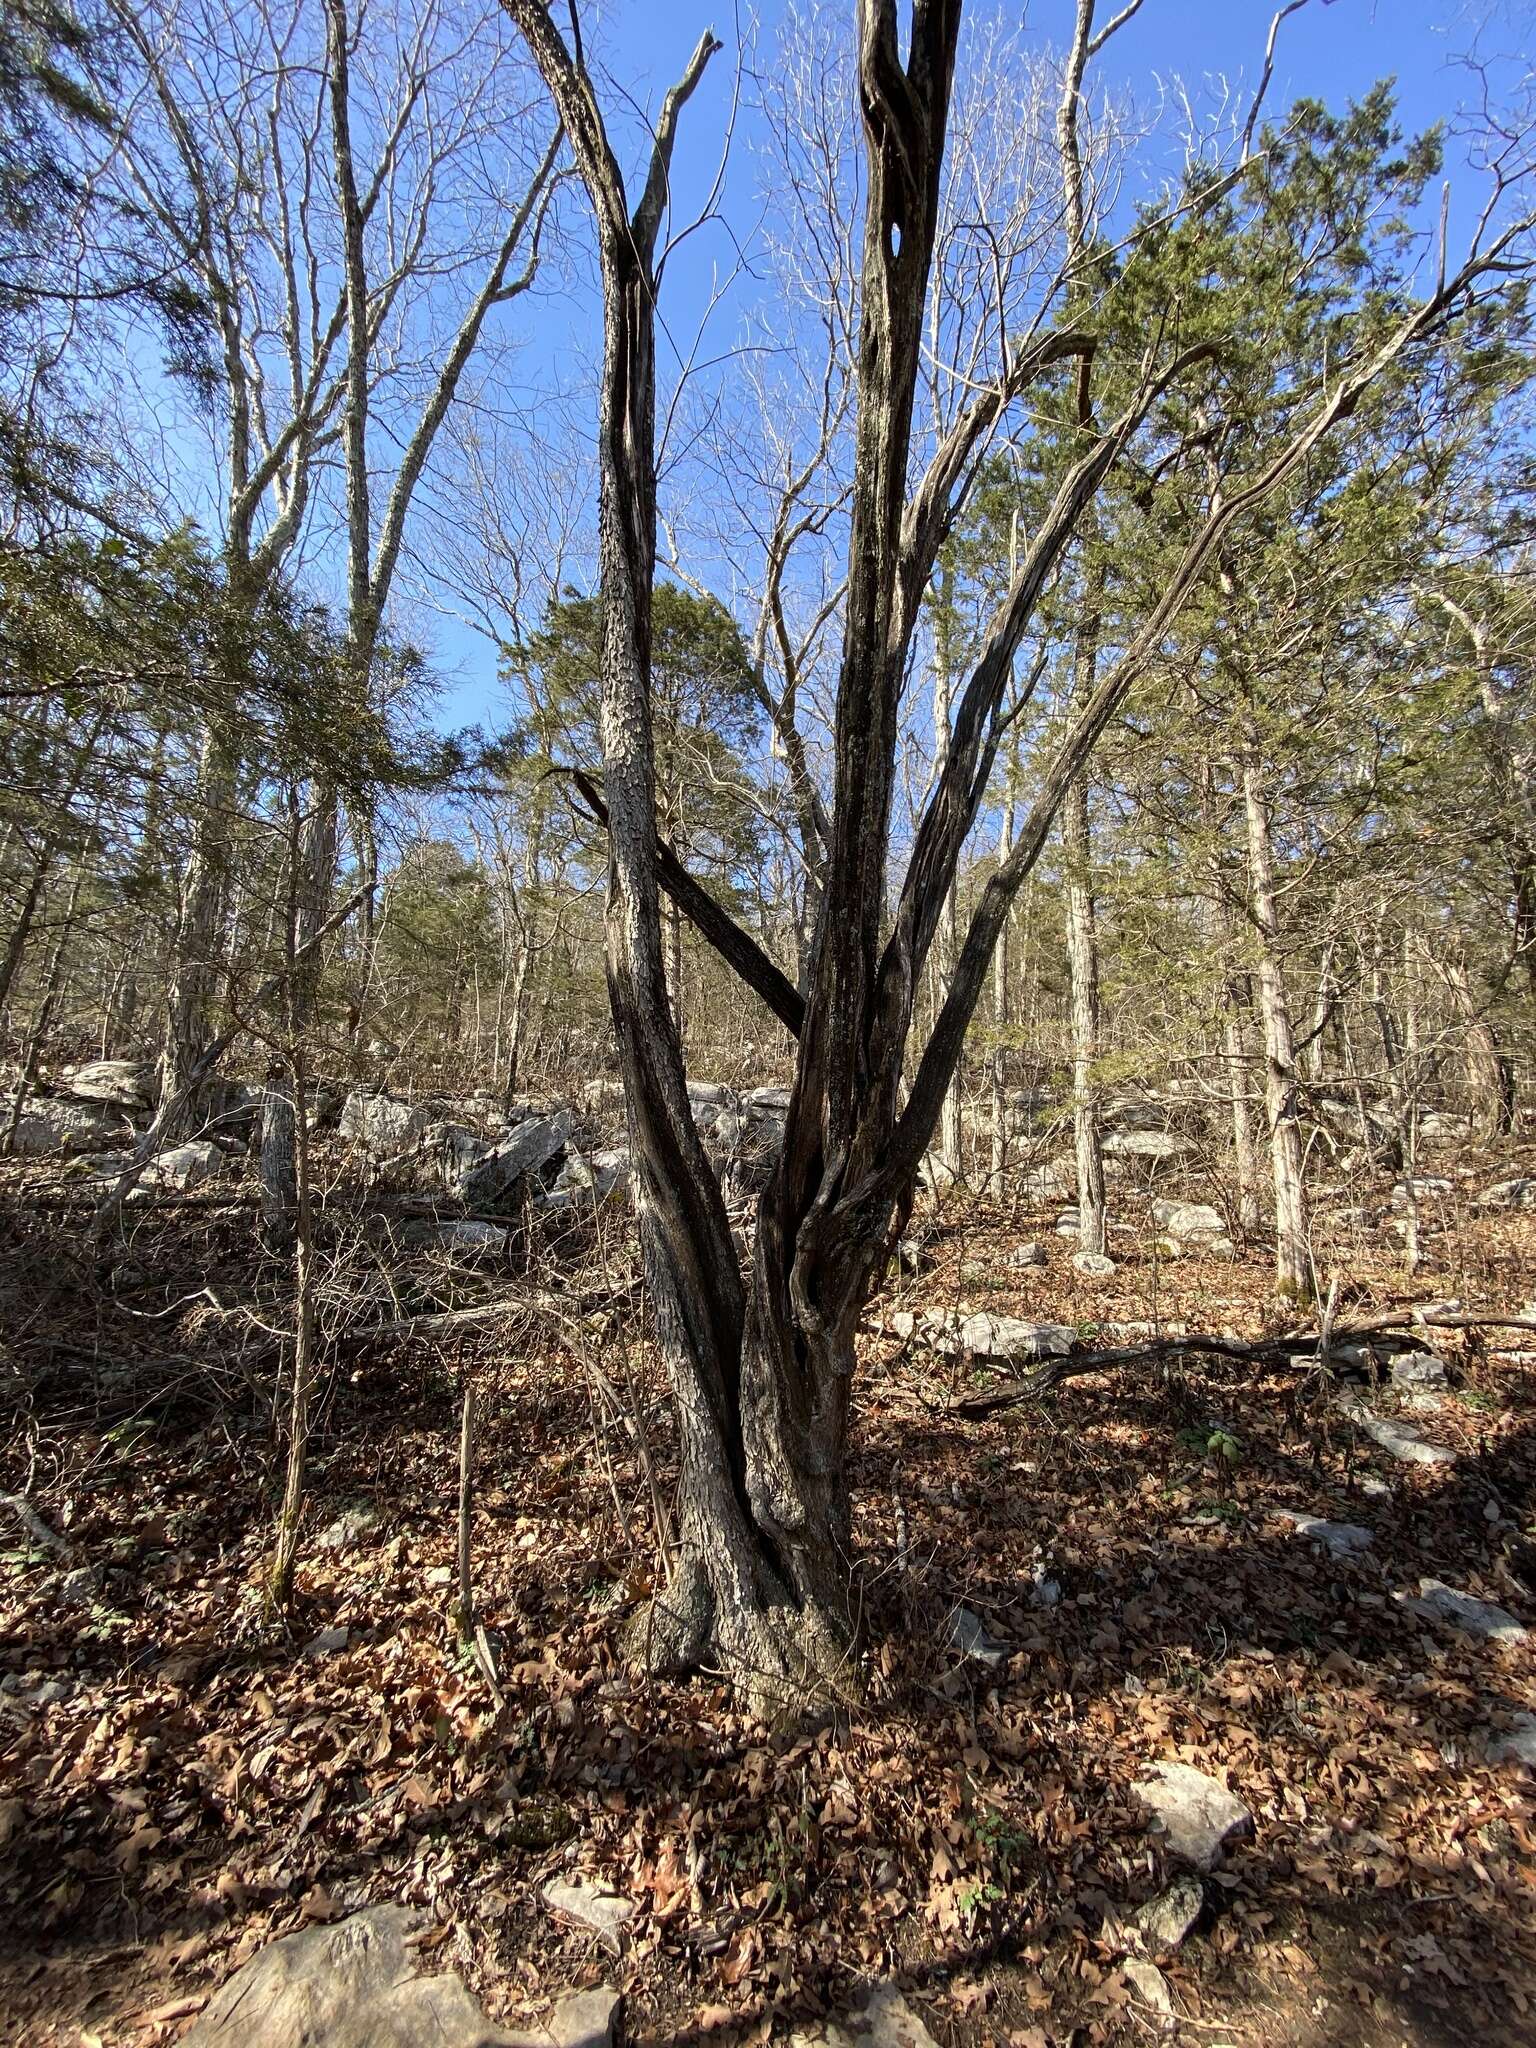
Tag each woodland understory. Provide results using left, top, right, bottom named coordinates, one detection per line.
left=5, top=0, right=1536, bottom=2040
left=1, top=1096, right=1534, bottom=2048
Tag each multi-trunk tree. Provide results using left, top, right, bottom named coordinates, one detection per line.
left=501, top=0, right=1532, bottom=1706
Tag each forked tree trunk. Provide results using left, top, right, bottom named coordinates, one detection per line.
left=505, top=0, right=967, bottom=1709
left=505, top=0, right=1498, bottom=1706
left=1241, top=746, right=1309, bottom=1297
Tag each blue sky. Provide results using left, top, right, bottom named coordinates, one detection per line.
left=424, top=0, right=1520, bottom=732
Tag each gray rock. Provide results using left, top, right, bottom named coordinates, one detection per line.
left=1476, top=1177, right=1535, bottom=1211
left=1397, top=1578, right=1527, bottom=1644
left=744, top=1085, right=792, bottom=1113
left=183, top=1904, right=515, bottom=2048
left=57, top=1565, right=104, bottom=1608
left=315, top=1505, right=379, bottom=1553
left=1122, top=1960, right=1174, bottom=2015
left=686, top=1079, right=736, bottom=1108
left=1072, top=1250, right=1116, bottom=1278
left=1338, top=1392, right=1455, bottom=1466
left=400, top=1219, right=509, bottom=1256
left=1278, top=1511, right=1373, bottom=1558
left=1133, top=1761, right=1253, bottom=1870
left=4, top=1094, right=117, bottom=1154
left=145, top=1139, right=226, bottom=1191
left=430, top=1123, right=486, bottom=1187
left=508, top=1989, right=623, bottom=2048
left=1008, top=1241, right=1048, bottom=1268
left=1103, top=1129, right=1198, bottom=1164
left=1484, top=1714, right=1536, bottom=1767
left=303, top=1627, right=351, bottom=1659
left=1055, top=1208, right=1081, bottom=1236
left=61, top=1058, right=156, bottom=1108
left=1151, top=1200, right=1225, bottom=1239
left=1134, top=1874, right=1205, bottom=1952
left=543, top=1877, right=634, bottom=1956
left=451, top=1112, right=571, bottom=1209
left=906, top=1308, right=1075, bottom=1362
left=948, top=1604, right=1011, bottom=1667
left=339, top=1090, right=431, bottom=1154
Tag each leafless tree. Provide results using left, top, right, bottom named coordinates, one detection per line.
left=504, top=0, right=1534, bottom=1705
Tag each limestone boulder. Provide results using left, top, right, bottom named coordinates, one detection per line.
left=1134, top=1761, right=1253, bottom=1870
left=339, top=1090, right=431, bottom=1154
left=61, top=1058, right=156, bottom=1109
left=183, top=1905, right=518, bottom=2048
left=3, top=1094, right=117, bottom=1154
left=450, top=1112, right=571, bottom=1209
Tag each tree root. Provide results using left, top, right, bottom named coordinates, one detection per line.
left=624, top=1549, right=862, bottom=1725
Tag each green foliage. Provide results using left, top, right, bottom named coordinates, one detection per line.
left=500, top=581, right=767, bottom=886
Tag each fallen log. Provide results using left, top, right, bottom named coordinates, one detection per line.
left=949, top=1308, right=1536, bottom=1419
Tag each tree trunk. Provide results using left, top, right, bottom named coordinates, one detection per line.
left=1242, top=746, right=1309, bottom=1298
left=1223, top=978, right=1262, bottom=1233
left=1440, top=940, right=1514, bottom=1138
left=2, top=861, right=87, bottom=1155
left=0, top=707, right=107, bottom=1018
left=931, top=565, right=963, bottom=1186
left=1063, top=555, right=1106, bottom=1257
left=161, top=720, right=238, bottom=1138
left=1063, top=772, right=1105, bottom=1254
left=260, top=783, right=340, bottom=1224
left=988, top=743, right=1017, bottom=1189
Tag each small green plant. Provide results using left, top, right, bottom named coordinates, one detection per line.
left=1176, top=1423, right=1244, bottom=1496
left=722, top=1808, right=816, bottom=1914
left=957, top=1877, right=1004, bottom=1918
left=972, top=1805, right=1030, bottom=1885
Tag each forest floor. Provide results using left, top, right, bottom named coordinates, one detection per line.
left=0, top=1136, right=1533, bottom=2048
